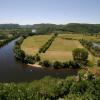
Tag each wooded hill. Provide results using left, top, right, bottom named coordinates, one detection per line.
left=1, top=23, right=100, bottom=34
left=33, top=23, right=100, bottom=34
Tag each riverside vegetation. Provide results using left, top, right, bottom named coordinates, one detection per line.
left=0, top=71, right=99, bottom=100
left=15, top=33, right=91, bottom=69
left=0, top=23, right=100, bottom=99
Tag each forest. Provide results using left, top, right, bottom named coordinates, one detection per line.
left=1, top=23, right=100, bottom=34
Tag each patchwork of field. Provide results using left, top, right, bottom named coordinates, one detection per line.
left=21, top=35, right=52, bottom=55
left=21, top=34, right=94, bottom=62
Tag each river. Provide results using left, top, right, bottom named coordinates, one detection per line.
left=0, top=38, right=77, bottom=82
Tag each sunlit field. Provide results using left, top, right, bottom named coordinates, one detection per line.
left=21, top=35, right=52, bottom=55
left=40, top=37, right=84, bottom=62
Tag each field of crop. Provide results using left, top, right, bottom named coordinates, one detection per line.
left=40, top=36, right=93, bottom=62
left=21, top=35, right=52, bottom=55
left=58, top=33, right=100, bottom=42
left=21, top=34, right=95, bottom=62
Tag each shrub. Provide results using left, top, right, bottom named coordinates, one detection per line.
left=70, top=81, right=88, bottom=95
left=15, top=37, right=24, bottom=45
left=52, top=61, right=62, bottom=69
left=69, top=61, right=81, bottom=69
left=62, top=62, right=69, bottom=68
left=24, top=55, right=35, bottom=64
left=35, top=54, right=41, bottom=62
left=40, top=60, right=51, bottom=68
left=97, top=60, right=100, bottom=67
left=87, top=61, right=94, bottom=67
left=0, top=34, right=19, bottom=48
left=73, top=48, right=89, bottom=65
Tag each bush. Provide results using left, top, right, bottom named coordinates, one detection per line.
left=13, top=34, right=39, bottom=64
left=69, top=61, right=81, bottom=69
left=52, top=61, right=62, bottom=69
left=70, top=81, right=88, bottom=95
left=73, top=48, right=89, bottom=65
left=24, top=55, right=35, bottom=64
left=0, top=74, right=99, bottom=99
left=14, top=48, right=25, bottom=62
left=87, top=61, right=94, bottom=67
left=0, top=34, right=19, bottom=48
left=40, top=60, right=51, bottom=68
left=97, top=60, right=100, bottom=67
left=15, top=37, right=24, bottom=45
left=35, top=54, right=41, bottom=62
left=39, top=60, right=81, bottom=69
left=62, top=62, right=69, bottom=68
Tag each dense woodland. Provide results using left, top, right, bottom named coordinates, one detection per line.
left=0, top=23, right=100, bottom=34
left=33, top=23, right=100, bottom=34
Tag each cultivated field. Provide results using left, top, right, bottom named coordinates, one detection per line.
left=21, top=35, right=52, bottom=55
left=40, top=37, right=84, bottom=62
left=21, top=33, right=94, bottom=62
left=58, top=33, right=100, bottom=42
left=41, top=38, right=83, bottom=61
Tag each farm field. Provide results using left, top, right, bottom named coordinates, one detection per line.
left=40, top=37, right=83, bottom=62
left=58, top=33, right=100, bottom=42
left=21, top=33, right=95, bottom=62
left=21, top=35, right=52, bottom=55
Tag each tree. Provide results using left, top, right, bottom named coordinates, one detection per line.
left=73, top=48, right=89, bottom=65
left=14, top=48, right=25, bottom=62
left=24, top=55, right=35, bottom=64
left=40, top=60, right=51, bottom=68
left=53, top=61, right=61, bottom=69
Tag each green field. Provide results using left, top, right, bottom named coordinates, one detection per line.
left=21, top=35, right=52, bottom=55
left=40, top=37, right=84, bottom=62
left=58, top=33, right=100, bottom=42
left=41, top=36, right=93, bottom=62
left=21, top=33, right=95, bottom=62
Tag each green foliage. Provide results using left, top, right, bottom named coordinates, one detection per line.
left=13, top=34, right=39, bottom=64
left=73, top=48, right=89, bottom=65
left=80, top=39, right=100, bottom=57
left=24, top=55, right=35, bottom=64
left=39, top=60, right=51, bottom=68
left=78, top=70, right=95, bottom=81
left=52, top=61, right=62, bottom=69
left=33, top=23, right=100, bottom=34
left=39, top=60, right=81, bottom=69
left=62, top=61, right=69, bottom=68
left=35, top=54, right=41, bottom=62
left=0, top=74, right=99, bottom=100
left=0, top=24, right=20, bottom=29
left=0, top=34, right=19, bottom=48
left=14, top=47, right=25, bottom=62
left=97, top=60, right=100, bottom=66
left=87, top=61, right=94, bottom=67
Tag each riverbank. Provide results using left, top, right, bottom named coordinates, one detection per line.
left=0, top=38, right=78, bottom=82
left=0, top=35, right=19, bottom=48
